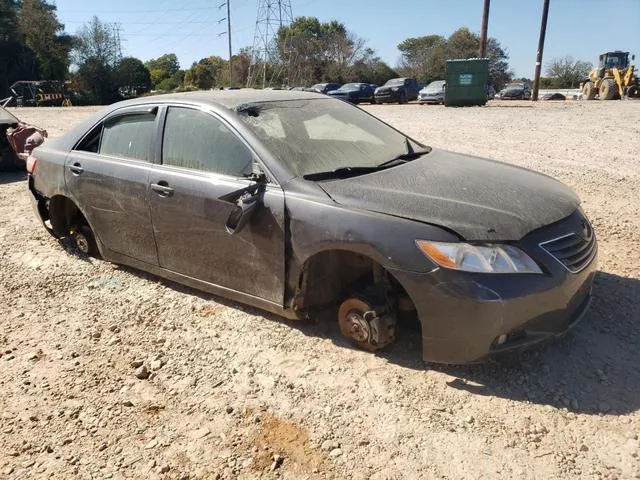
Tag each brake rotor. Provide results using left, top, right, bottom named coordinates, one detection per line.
left=338, top=297, right=377, bottom=352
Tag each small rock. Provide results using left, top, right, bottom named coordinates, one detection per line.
left=329, top=448, right=343, bottom=458
left=122, top=400, right=134, bottom=407
left=27, top=352, right=39, bottom=361
left=226, top=406, right=234, bottom=414
left=270, top=454, right=284, bottom=470
left=106, top=337, right=120, bottom=346
left=150, top=359, right=163, bottom=370
left=241, top=458, right=253, bottom=469
left=98, top=443, right=108, bottom=452
left=358, top=439, right=370, bottom=446
left=158, top=465, right=170, bottom=474
left=92, top=331, right=102, bottom=339
left=144, top=439, right=158, bottom=450
left=135, top=365, right=150, bottom=380
left=22, top=459, right=35, bottom=468
left=321, top=440, right=339, bottom=451
left=579, top=444, right=589, bottom=452
left=130, top=360, right=144, bottom=368
left=465, top=415, right=474, bottom=424
left=8, top=450, right=19, bottom=457
left=3, top=467, right=14, bottom=475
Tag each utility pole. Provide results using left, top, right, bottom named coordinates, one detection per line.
left=532, top=0, right=550, bottom=101
left=479, top=0, right=490, bottom=57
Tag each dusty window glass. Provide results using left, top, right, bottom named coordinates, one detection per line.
left=162, top=107, right=253, bottom=177
left=100, top=113, right=156, bottom=161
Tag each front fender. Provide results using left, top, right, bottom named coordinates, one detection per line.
left=285, top=192, right=459, bottom=275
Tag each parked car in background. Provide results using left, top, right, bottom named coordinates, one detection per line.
left=305, top=82, right=341, bottom=94
left=542, top=92, right=567, bottom=101
left=27, top=90, right=598, bottom=364
left=374, top=78, right=420, bottom=104
left=501, top=82, right=532, bottom=100
left=327, top=83, right=376, bottom=104
left=418, top=80, right=446, bottom=105
left=0, top=106, right=47, bottom=170
left=486, top=85, right=496, bottom=100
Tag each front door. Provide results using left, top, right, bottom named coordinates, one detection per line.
left=148, top=105, right=286, bottom=304
left=65, top=107, right=160, bottom=265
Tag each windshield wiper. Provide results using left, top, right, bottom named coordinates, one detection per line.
left=303, top=166, right=380, bottom=181
left=303, top=139, right=431, bottom=181
left=377, top=138, right=431, bottom=168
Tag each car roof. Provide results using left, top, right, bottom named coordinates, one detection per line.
left=130, top=89, right=327, bottom=110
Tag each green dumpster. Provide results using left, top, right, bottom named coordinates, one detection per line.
left=445, top=58, right=489, bottom=107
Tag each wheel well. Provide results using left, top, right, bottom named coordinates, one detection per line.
left=293, top=250, right=415, bottom=314
left=48, top=195, right=87, bottom=237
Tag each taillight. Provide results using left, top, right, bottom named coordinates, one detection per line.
left=26, top=154, right=37, bottom=174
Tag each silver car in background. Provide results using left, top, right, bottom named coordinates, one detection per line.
left=418, top=80, right=446, bottom=105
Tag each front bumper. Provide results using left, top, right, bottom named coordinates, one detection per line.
left=418, top=95, right=443, bottom=104
left=374, top=91, right=401, bottom=103
left=389, top=212, right=598, bottom=364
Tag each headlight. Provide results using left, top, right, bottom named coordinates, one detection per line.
left=416, top=241, right=542, bottom=274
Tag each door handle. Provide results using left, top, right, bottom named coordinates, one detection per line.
left=68, top=163, right=84, bottom=175
left=151, top=182, right=174, bottom=197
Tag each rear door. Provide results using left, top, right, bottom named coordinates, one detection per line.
left=65, top=106, right=160, bottom=265
left=148, top=105, right=286, bottom=304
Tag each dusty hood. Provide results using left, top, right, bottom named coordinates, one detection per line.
left=319, top=149, right=580, bottom=241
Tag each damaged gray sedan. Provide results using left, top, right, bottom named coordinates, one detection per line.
left=27, top=90, right=597, bottom=363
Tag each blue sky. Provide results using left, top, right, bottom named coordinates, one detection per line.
left=53, top=0, right=640, bottom=78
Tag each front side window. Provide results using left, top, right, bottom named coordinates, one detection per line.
left=162, top=107, right=253, bottom=177
left=100, top=113, right=156, bottom=161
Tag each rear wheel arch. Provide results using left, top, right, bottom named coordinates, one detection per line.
left=48, top=195, right=92, bottom=237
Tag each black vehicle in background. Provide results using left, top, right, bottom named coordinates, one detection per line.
left=374, top=78, right=421, bottom=104
left=327, top=83, right=376, bottom=104
left=500, top=82, right=532, bottom=100
left=304, top=82, right=341, bottom=94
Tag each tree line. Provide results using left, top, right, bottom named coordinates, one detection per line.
left=0, top=0, right=593, bottom=105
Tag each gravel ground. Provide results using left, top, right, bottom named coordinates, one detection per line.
left=1, top=100, right=639, bottom=480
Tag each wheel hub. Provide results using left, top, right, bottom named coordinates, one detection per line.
left=75, top=233, right=89, bottom=254
left=345, top=311, right=371, bottom=343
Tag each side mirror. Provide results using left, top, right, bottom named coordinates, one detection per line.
left=219, top=164, right=267, bottom=235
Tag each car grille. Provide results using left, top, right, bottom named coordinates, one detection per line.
left=539, top=224, right=596, bottom=273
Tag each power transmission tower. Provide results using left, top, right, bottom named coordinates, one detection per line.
left=112, top=24, right=123, bottom=64
left=217, top=1, right=233, bottom=86
left=247, top=0, right=294, bottom=88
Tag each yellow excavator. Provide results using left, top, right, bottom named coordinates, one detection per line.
left=582, top=51, right=639, bottom=100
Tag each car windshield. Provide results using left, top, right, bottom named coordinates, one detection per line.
left=237, top=98, right=423, bottom=178
left=506, top=83, right=524, bottom=90
left=424, top=81, right=445, bottom=92
left=311, top=83, right=326, bottom=90
left=337, top=83, right=361, bottom=91
left=385, top=79, right=405, bottom=86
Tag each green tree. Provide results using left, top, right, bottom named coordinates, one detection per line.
left=116, top=57, right=151, bottom=97
left=183, top=56, right=227, bottom=89
left=75, top=56, right=119, bottom=104
left=72, top=16, right=121, bottom=68
left=0, top=0, right=38, bottom=97
left=545, top=56, right=593, bottom=88
left=17, top=0, right=73, bottom=80
left=275, top=17, right=372, bottom=86
left=145, top=53, right=180, bottom=88
left=397, top=27, right=512, bottom=90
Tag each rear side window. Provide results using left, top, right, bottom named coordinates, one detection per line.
left=99, top=113, right=156, bottom=161
left=162, top=107, right=253, bottom=177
